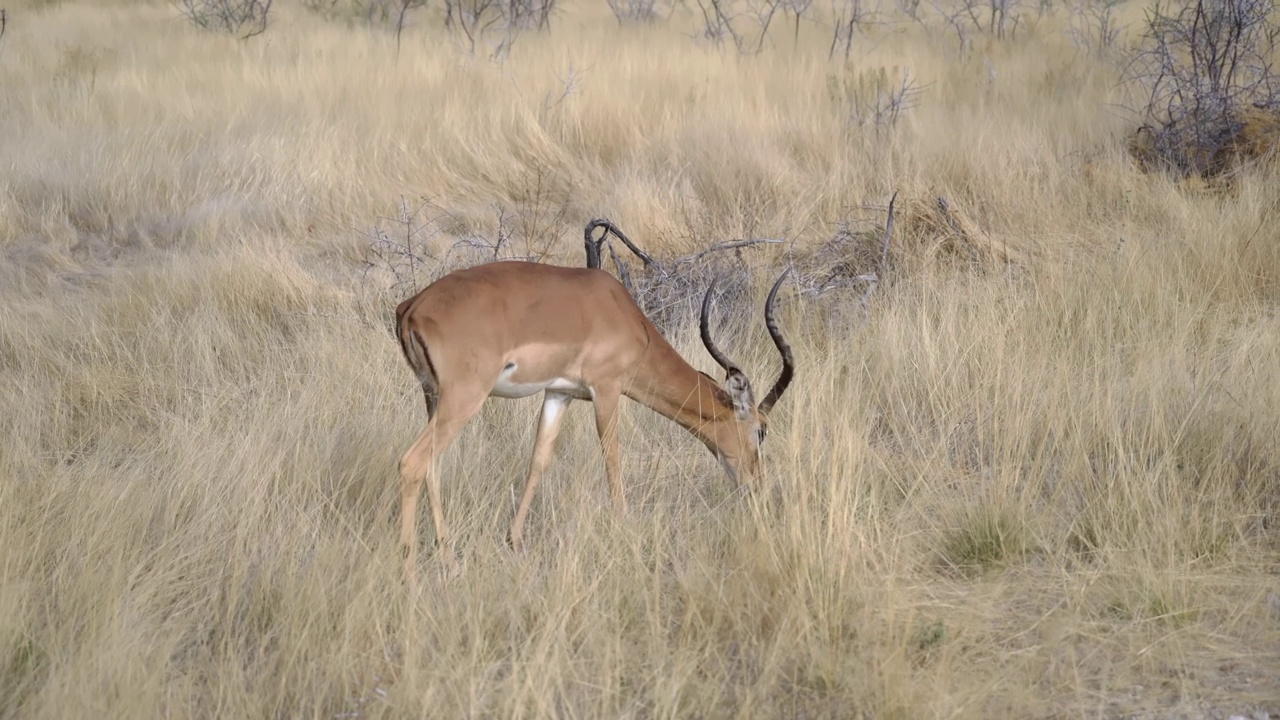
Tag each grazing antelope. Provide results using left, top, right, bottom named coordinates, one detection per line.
left=393, top=261, right=794, bottom=576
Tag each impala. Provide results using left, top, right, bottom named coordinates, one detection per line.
left=393, top=261, right=794, bottom=575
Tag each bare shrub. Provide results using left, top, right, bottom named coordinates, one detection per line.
left=301, top=0, right=427, bottom=58
left=792, top=215, right=885, bottom=299
left=747, top=0, right=787, bottom=52
left=1125, top=0, right=1280, bottom=176
left=828, top=65, right=924, bottom=136
left=505, top=0, right=557, bottom=31
left=362, top=199, right=521, bottom=299
left=301, top=0, right=396, bottom=24
left=690, top=0, right=791, bottom=54
left=307, top=0, right=557, bottom=56
left=444, top=0, right=554, bottom=58
left=931, top=0, right=977, bottom=54
left=175, top=0, right=273, bottom=39
left=896, top=0, right=923, bottom=22
left=395, top=0, right=429, bottom=50
left=984, top=0, right=1022, bottom=39
left=828, top=0, right=874, bottom=59
left=694, top=0, right=747, bottom=48
left=607, top=0, right=669, bottom=23
left=299, top=0, right=346, bottom=16
left=781, top=0, right=815, bottom=43
left=505, top=164, right=571, bottom=257
left=790, top=193, right=896, bottom=323
left=365, top=175, right=568, bottom=297
left=540, top=62, right=582, bottom=117
left=930, top=0, right=1024, bottom=54
left=789, top=191, right=1024, bottom=318
left=362, top=197, right=451, bottom=297
left=1067, top=0, right=1125, bottom=57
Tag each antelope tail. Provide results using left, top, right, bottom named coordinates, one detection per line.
left=396, top=316, right=437, bottom=395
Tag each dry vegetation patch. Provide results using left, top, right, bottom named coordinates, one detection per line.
left=1, top=0, right=1278, bottom=718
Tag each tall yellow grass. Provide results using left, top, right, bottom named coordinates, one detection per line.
left=1, top=0, right=1277, bottom=717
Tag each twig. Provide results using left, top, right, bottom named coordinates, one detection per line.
left=687, top=237, right=786, bottom=263
left=395, top=0, right=423, bottom=60
left=879, top=189, right=897, bottom=270
left=607, top=241, right=637, bottom=296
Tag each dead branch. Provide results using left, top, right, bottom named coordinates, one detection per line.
left=606, top=240, right=637, bottom=296
left=879, top=189, right=897, bottom=270
left=686, top=237, right=786, bottom=263
left=584, top=218, right=655, bottom=269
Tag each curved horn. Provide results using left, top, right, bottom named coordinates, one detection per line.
left=758, top=268, right=795, bottom=414
left=700, top=275, right=743, bottom=376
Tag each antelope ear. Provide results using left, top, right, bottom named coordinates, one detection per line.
left=724, top=371, right=755, bottom=421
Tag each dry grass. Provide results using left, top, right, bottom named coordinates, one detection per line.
left=2, top=0, right=1279, bottom=718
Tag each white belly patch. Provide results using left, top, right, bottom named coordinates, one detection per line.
left=490, top=362, right=591, bottom=400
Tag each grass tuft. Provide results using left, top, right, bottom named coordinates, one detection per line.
left=938, top=508, right=1030, bottom=575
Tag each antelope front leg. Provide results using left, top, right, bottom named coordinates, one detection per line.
left=591, top=385, right=626, bottom=513
left=508, top=392, right=571, bottom=551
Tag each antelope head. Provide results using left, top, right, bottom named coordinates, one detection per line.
left=697, top=269, right=795, bottom=483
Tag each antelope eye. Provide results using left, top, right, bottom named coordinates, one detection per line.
left=755, top=427, right=767, bottom=445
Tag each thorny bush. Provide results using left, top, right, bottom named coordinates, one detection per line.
left=1126, top=0, right=1280, bottom=176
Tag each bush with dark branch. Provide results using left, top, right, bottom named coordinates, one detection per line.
left=599, top=233, right=786, bottom=334
left=570, top=217, right=790, bottom=335
left=1126, top=0, right=1280, bottom=177
left=175, top=0, right=272, bottom=39
left=583, top=219, right=655, bottom=271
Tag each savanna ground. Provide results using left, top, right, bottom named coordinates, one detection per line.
left=1, top=0, right=1279, bottom=717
